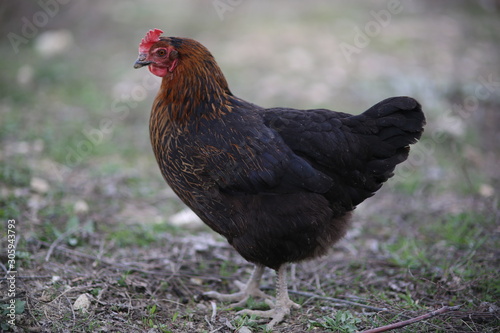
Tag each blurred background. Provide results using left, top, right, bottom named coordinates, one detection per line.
left=1, top=1, right=499, bottom=200
left=0, top=1, right=499, bottom=331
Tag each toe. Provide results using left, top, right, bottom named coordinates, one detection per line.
left=233, top=280, right=246, bottom=290
left=237, top=304, right=292, bottom=330
left=228, top=296, right=249, bottom=308
left=264, top=298, right=275, bottom=307
left=289, top=300, right=301, bottom=309
left=236, top=308, right=275, bottom=318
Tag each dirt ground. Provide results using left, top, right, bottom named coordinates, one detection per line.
left=2, top=169, right=499, bottom=332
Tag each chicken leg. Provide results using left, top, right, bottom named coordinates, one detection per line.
left=237, top=264, right=300, bottom=330
left=204, top=264, right=271, bottom=307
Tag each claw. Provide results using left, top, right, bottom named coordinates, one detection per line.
left=204, top=265, right=270, bottom=308
left=233, top=280, right=246, bottom=290
left=237, top=296, right=300, bottom=330
left=239, top=264, right=299, bottom=330
left=204, top=289, right=250, bottom=308
left=204, top=264, right=298, bottom=329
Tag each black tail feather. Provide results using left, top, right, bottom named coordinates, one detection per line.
left=345, top=96, right=425, bottom=202
left=364, top=96, right=426, bottom=135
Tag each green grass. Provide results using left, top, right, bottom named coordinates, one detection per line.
left=0, top=194, right=28, bottom=222
left=384, top=237, right=431, bottom=269
left=231, top=313, right=268, bottom=332
left=217, top=259, right=242, bottom=278
left=0, top=159, right=32, bottom=188
left=309, top=310, right=362, bottom=333
left=0, top=300, right=26, bottom=331
left=432, top=212, right=487, bottom=248
left=141, top=304, right=173, bottom=333
left=105, top=221, right=181, bottom=247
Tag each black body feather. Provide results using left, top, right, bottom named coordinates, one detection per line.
left=152, top=94, right=424, bottom=269
left=144, top=36, right=425, bottom=270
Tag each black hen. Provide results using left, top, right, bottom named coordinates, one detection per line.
left=134, top=29, right=425, bottom=329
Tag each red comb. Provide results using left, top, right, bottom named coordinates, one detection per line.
left=139, top=29, right=164, bottom=53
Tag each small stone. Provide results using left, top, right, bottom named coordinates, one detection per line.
left=196, top=303, right=207, bottom=311
left=190, top=277, right=203, bottom=286
left=30, top=177, right=50, bottom=193
left=237, top=326, right=253, bottom=333
left=479, top=184, right=494, bottom=198
left=74, top=200, right=89, bottom=214
left=73, top=294, right=91, bottom=313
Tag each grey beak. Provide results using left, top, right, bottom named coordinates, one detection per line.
left=134, top=54, right=152, bottom=69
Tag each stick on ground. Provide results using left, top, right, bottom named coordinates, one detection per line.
left=287, top=289, right=390, bottom=313
left=359, top=305, right=461, bottom=333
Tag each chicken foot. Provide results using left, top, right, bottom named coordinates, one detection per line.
left=237, top=264, right=300, bottom=330
left=204, top=264, right=271, bottom=307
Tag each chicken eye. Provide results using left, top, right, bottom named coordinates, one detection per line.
left=156, top=49, right=167, bottom=57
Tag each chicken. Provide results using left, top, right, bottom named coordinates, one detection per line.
left=134, top=29, right=425, bottom=329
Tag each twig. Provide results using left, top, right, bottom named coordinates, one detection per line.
left=63, top=293, right=76, bottom=328
left=210, top=300, right=217, bottom=322
left=205, top=315, right=214, bottom=331
left=209, top=326, right=224, bottom=333
left=45, top=227, right=82, bottom=262
left=50, top=284, right=104, bottom=303
left=359, top=305, right=462, bottom=333
left=125, top=290, right=133, bottom=317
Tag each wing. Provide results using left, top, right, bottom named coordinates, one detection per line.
left=193, top=106, right=333, bottom=196
left=262, top=97, right=424, bottom=209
